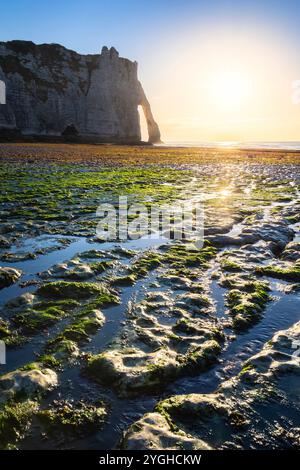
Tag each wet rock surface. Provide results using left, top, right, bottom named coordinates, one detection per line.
left=0, top=266, right=22, bottom=289
left=0, top=145, right=299, bottom=449
left=0, top=364, right=58, bottom=403
left=208, top=219, right=294, bottom=251
left=282, top=242, right=300, bottom=261
left=122, top=321, right=300, bottom=449
left=121, top=412, right=212, bottom=450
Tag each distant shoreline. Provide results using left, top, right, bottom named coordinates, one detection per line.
left=1, top=139, right=300, bottom=154
left=155, top=144, right=300, bottom=154
left=0, top=142, right=300, bottom=166
left=156, top=141, right=300, bottom=151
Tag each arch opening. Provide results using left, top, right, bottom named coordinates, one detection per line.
left=138, top=105, right=148, bottom=142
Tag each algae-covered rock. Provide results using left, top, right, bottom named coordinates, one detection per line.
left=37, top=399, right=106, bottom=437
left=209, top=219, right=293, bottom=251
left=175, top=293, right=212, bottom=314
left=121, top=320, right=300, bottom=449
left=130, top=251, right=163, bottom=277
left=0, top=400, right=38, bottom=449
left=0, top=364, right=58, bottom=403
left=45, top=337, right=80, bottom=361
left=225, top=278, right=271, bottom=330
left=121, top=412, right=211, bottom=450
left=53, top=309, right=105, bottom=343
left=282, top=242, right=300, bottom=261
left=84, top=266, right=222, bottom=396
left=4, top=278, right=117, bottom=360
left=43, top=258, right=113, bottom=280
left=37, top=281, right=107, bottom=299
left=0, top=236, right=10, bottom=248
left=111, top=273, right=137, bottom=286
left=158, top=272, right=192, bottom=290
left=84, top=339, right=221, bottom=396
left=6, top=292, right=35, bottom=309
left=255, top=261, right=300, bottom=282
left=0, top=266, right=22, bottom=289
left=12, top=306, right=67, bottom=333
left=0, top=318, right=25, bottom=347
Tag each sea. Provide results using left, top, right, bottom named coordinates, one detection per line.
left=158, top=141, right=300, bottom=151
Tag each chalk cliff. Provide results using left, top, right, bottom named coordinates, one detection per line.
left=0, top=41, right=161, bottom=143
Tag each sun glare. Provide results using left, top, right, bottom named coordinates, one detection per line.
left=219, top=188, right=232, bottom=198
left=150, top=24, right=299, bottom=141
left=210, top=70, right=253, bottom=111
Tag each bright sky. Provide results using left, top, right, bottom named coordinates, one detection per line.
left=2, top=0, right=300, bottom=142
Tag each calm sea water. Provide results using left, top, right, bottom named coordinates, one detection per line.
left=158, top=141, right=300, bottom=150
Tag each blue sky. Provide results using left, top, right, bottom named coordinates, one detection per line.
left=2, top=1, right=300, bottom=140
left=2, top=1, right=300, bottom=59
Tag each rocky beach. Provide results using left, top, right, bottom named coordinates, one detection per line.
left=0, top=143, right=299, bottom=450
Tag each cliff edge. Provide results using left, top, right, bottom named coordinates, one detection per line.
left=0, top=41, right=161, bottom=143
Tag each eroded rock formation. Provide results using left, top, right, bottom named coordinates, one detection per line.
left=0, top=41, right=161, bottom=143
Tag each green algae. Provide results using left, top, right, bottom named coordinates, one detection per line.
left=10, top=297, right=82, bottom=334
left=37, top=399, right=106, bottom=436
left=130, top=252, right=163, bottom=277
left=226, top=280, right=271, bottom=330
left=42, top=291, right=119, bottom=356
left=89, top=261, right=113, bottom=273
left=111, top=274, right=137, bottom=286
left=33, top=299, right=80, bottom=311
left=0, top=400, right=38, bottom=449
left=80, top=250, right=108, bottom=259
left=38, top=354, right=62, bottom=370
left=164, top=242, right=217, bottom=269
left=0, top=318, right=25, bottom=346
left=255, top=263, right=300, bottom=282
left=0, top=164, right=192, bottom=235
left=12, top=306, right=67, bottom=333
left=8, top=282, right=119, bottom=341
left=84, top=339, right=222, bottom=396
left=54, top=312, right=104, bottom=343
left=128, top=242, right=217, bottom=279
left=220, top=258, right=243, bottom=272
left=37, top=281, right=108, bottom=299
left=45, top=337, right=78, bottom=358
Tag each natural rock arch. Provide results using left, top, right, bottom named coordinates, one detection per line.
left=0, top=41, right=161, bottom=144
left=138, top=82, right=161, bottom=144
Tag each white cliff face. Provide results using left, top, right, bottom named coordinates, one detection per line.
left=0, top=41, right=161, bottom=143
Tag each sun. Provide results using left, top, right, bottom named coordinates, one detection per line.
left=210, top=69, right=253, bottom=111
